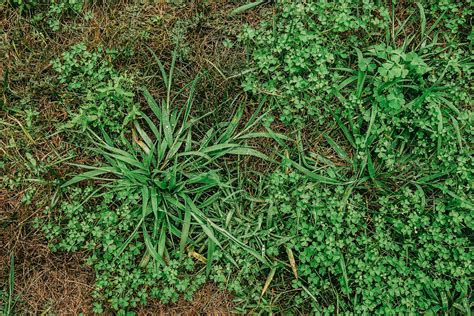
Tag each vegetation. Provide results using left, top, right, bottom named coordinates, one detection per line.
left=1, top=0, right=472, bottom=314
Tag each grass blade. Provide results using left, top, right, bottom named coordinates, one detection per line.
left=142, top=87, right=162, bottom=118
left=179, top=200, right=192, bottom=257
left=206, top=238, right=216, bottom=277
left=226, top=147, right=272, bottom=161
left=146, top=47, right=168, bottom=90
left=6, top=253, right=14, bottom=315
left=261, top=266, right=276, bottom=296
left=416, top=2, right=426, bottom=41
left=286, top=247, right=298, bottom=279
left=323, top=133, right=349, bottom=161
left=142, top=225, right=166, bottom=266
left=62, top=168, right=114, bottom=187
left=229, top=0, right=264, bottom=16
left=182, top=194, right=221, bottom=248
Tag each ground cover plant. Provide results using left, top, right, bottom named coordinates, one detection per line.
left=1, top=0, right=472, bottom=314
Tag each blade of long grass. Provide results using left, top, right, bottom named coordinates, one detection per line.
left=158, top=221, right=167, bottom=261
left=200, top=127, right=216, bottom=148
left=179, top=77, right=198, bottom=133
left=365, top=105, right=377, bottom=146
left=323, top=133, right=349, bottom=161
left=340, top=254, right=350, bottom=294
left=103, top=152, right=145, bottom=170
left=226, top=147, right=273, bottom=162
left=206, top=238, right=215, bottom=277
left=334, top=115, right=356, bottom=149
left=141, top=185, right=150, bottom=216
left=229, top=0, right=264, bottom=16
left=416, top=2, right=426, bottom=42
left=167, top=140, right=184, bottom=160
left=430, top=184, right=474, bottom=211
left=185, top=172, right=221, bottom=186
left=200, top=143, right=240, bottom=154
left=146, top=47, right=168, bottom=90
left=166, top=51, right=177, bottom=108
left=62, top=168, right=115, bottom=187
left=134, top=121, right=153, bottom=151
left=99, top=143, right=142, bottom=165
left=181, top=194, right=221, bottom=247
left=290, top=160, right=343, bottom=185
left=451, top=116, right=463, bottom=150
left=6, top=253, right=14, bottom=315
left=286, top=247, right=298, bottom=279
left=161, top=104, right=174, bottom=149
left=261, top=266, right=276, bottom=296
left=367, top=151, right=375, bottom=179
left=179, top=199, right=192, bottom=257
left=198, top=192, right=221, bottom=209
left=150, top=187, right=159, bottom=215
left=202, top=217, right=267, bottom=263
left=184, top=129, right=192, bottom=151
left=117, top=215, right=143, bottom=257
left=236, top=131, right=292, bottom=142
left=218, top=101, right=243, bottom=143
left=142, top=224, right=166, bottom=266
left=142, top=87, right=162, bottom=118
left=357, top=71, right=366, bottom=99
left=158, top=139, right=168, bottom=164
left=177, top=150, right=212, bottom=161
left=435, top=104, right=443, bottom=155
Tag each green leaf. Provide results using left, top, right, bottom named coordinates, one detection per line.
left=161, top=105, right=174, bottom=149
left=206, top=238, right=216, bottom=277
left=367, top=151, right=375, bottom=179
left=62, top=168, right=115, bottom=187
left=181, top=194, right=221, bottom=248
left=143, top=224, right=166, bottom=266
left=226, top=147, right=272, bottom=161
left=290, top=160, right=343, bottom=185
left=142, top=87, right=162, bottom=118
left=323, top=133, right=349, bottom=161
left=229, top=0, right=264, bottom=16
left=145, top=47, right=168, bottom=91
left=416, top=2, right=426, bottom=41
left=340, top=254, right=350, bottom=294
left=179, top=200, right=192, bottom=257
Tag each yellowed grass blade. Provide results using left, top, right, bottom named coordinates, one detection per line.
left=286, top=247, right=298, bottom=279
left=261, top=266, right=276, bottom=296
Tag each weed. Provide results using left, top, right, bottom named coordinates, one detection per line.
left=51, top=43, right=137, bottom=137
left=40, top=53, right=276, bottom=313
left=170, top=13, right=204, bottom=60
left=9, top=0, right=85, bottom=31
left=260, top=169, right=472, bottom=313
left=0, top=254, right=16, bottom=315
left=239, top=0, right=390, bottom=125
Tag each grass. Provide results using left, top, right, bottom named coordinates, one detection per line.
left=1, top=0, right=472, bottom=314
left=0, top=254, right=15, bottom=316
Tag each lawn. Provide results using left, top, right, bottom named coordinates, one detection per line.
left=1, top=0, right=472, bottom=314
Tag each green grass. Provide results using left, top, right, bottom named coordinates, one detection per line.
left=0, top=255, right=16, bottom=316
left=2, top=0, right=472, bottom=314
left=39, top=52, right=284, bottom=312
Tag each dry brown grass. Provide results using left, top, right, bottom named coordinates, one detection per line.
left=137, top=283, right=235, bottom=315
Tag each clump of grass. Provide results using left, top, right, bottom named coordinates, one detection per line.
left=40, top=52, right=281, bottom=313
